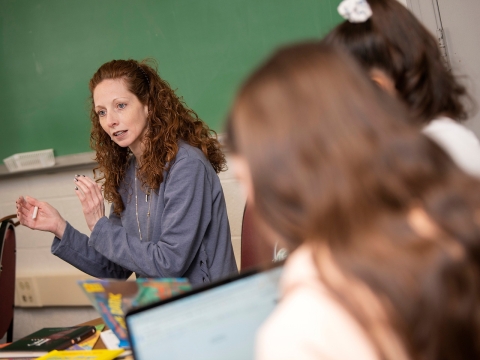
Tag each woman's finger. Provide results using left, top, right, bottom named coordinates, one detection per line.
left=74, top=185, right=86, bottom=200
left=82, top=175, right=97, bottom=184
left=17, top=204, right=34, bottom=227
left=74, top=181, right=88, bottom=209
left=74, top=179, right=96, bottom=210
left=17, top=196, right=32, bottom=211
left=75, top=174, right=97, bottom=186
left=79, top=175, right=103, bottom=198
left=75, top=176, right=103, bottom=207
left=24, top=195, right=40, bottom=207
left=17, top=196, right=39, bottom=219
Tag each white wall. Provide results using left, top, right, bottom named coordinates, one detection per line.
left=437, top=0, right=480, bottom=137
left=407, top=0, right=480, bottom=138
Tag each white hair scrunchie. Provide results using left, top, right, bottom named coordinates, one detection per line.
left=338, top=0, right=372, bottom=23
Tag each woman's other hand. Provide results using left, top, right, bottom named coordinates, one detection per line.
left=16, top=196, right=67, bottom=239
left=74, top=175, right=105, bottom=231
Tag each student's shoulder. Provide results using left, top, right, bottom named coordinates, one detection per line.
left=422, top=116, right=480, bottom=176
left=423, top=117, right=478, bottom=142
left=257, top=285, right=378, bottom=360
left=257, top=246, right=379, bottom=360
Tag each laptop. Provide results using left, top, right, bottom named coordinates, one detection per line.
left=125, top=263, right=283, bottom=360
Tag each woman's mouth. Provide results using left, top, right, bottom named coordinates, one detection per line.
left=113, top=130, right=128, bottom=138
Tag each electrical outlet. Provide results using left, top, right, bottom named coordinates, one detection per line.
left=15, top=277, right=42, bottom=307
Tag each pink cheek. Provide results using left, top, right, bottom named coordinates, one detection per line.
left=99, top=121, right=110, bottom=135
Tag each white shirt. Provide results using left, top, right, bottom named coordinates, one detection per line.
left=255, top=246, right=379, bottom=360
left=422, top=117, right=480, bottom=178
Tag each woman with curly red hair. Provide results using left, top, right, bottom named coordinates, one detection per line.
left=16, top=59, right=237, bottom=286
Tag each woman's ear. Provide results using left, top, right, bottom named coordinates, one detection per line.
left=369, top=68, right=397, bottom=96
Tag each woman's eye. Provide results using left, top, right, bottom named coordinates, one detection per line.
left=118, top=103, right=127, bottom=109
left=97, top=110, right=106, bottom=117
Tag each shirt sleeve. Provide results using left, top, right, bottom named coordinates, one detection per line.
left=51, top=220, right=132, bottom=279
left=87, top=156, right=213, bottom=278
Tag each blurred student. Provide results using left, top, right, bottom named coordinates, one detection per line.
left=323, top=0, right=480, bottom=177
left=226, top=42, right=480, bottom=359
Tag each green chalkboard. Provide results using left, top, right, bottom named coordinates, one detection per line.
left=0, top=0, right=341, bottom=160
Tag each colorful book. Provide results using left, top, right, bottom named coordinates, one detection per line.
left=35, top=349, right=124, bottom=360
left=78, top=278, right=191, bottom=348
left=0, top=326, right=96, bottom=358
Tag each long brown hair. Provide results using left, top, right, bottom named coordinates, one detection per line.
left=322, top=0, right=470, bottom=124
left=89, top=59, right=226, bottom=214
left=227, top=42, right=480, bottom=359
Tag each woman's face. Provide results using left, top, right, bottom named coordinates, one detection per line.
left=93, top=78, right=149, bottom=158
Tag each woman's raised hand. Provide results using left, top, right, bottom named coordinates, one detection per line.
left=74, top=175, right=105, bottom=231
left=16, top=196, right=67, bottom=239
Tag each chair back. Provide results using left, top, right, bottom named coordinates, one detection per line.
left=240, top=204, right=276, bottom=271
left=0, top=215, right=17, bottom=343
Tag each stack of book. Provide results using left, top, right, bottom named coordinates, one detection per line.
left=0, top=278, right=190, bottom=360
left=0, top=326, right=123, bottom=360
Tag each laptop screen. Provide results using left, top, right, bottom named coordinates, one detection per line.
left=126, top=265, right=283, bottom=360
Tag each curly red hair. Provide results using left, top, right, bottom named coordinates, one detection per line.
left=89, top=59, right=226, bottom=215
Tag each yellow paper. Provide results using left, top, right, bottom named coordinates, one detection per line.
left=35, top=349, right=124, bottom=360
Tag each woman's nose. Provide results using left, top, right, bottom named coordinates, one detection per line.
left=106, top=112, right=119, bottom=127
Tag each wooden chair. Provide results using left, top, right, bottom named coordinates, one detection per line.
left=0, top=214, right=18, bottom=343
